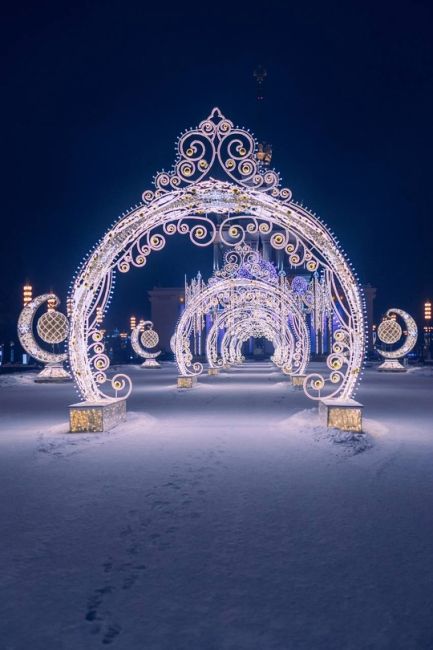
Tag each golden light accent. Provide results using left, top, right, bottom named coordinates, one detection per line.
left=378, top=319, right=402, bottom=345
left=319, top=400, right=363, bottom=433
left=130, top=316, right=137, bottom=331
left=291, top=374, right=307, bottom=388
left=23, top=284, right=33, bottom=307
left=177, top=375, right=196, bottom=388
left=37, top=311, right=69, bottom=344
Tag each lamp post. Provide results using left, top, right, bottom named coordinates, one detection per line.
left=424, top=300, right=432, bottom=362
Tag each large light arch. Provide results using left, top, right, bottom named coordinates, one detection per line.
left=68, top=108, right=365, bottom=406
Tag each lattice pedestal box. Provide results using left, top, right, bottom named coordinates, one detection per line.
left=208, top=368, right=219, bottom=376
left=319, top=398, right=363, bottom=433
left=69, top=398, right=127, bottom=433
left=177, top=375, right=197, bottom=389
left=290, top=374, right=307, bottom=389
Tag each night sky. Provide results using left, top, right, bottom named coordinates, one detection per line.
left=2, top=0, right=432, bottom=340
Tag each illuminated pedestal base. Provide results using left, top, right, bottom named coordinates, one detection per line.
left=319, top=398, right=363, bottom=433
left=34, top=363, right=72, bottom=383
left=141, top=359, right=161, bottom=369
left=290, top=374, right=307, bottom=389
left=208, top=368, right=219, bottom=376
left=377, top=359, right=406, bottom=372
left=69, top=398, right=127, bottom=433
left=177, top=375, right=197, bottom=389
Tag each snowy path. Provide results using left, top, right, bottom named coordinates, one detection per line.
left=1, top=363, right=433, bottom=649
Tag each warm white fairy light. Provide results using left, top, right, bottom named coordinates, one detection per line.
left=68, top=108, right=365, bottom=403
left=23, top=284, right=33, bottom=307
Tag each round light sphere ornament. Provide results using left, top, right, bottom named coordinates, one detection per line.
left=377, top=318, right=402, bottom=345
left=141, top=328, right=159, bottom=349
left=37, top=311, right=69, bottom=344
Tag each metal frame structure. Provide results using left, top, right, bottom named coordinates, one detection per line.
left=68, top=108, right=366, bottom=405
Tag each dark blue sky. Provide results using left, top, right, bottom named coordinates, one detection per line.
left=1, top=0, right=432, bottom=338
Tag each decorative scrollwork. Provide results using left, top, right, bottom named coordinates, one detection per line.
left=151, top=108, right=292, bottom=201
left=68, top=110, right=365, bottom=405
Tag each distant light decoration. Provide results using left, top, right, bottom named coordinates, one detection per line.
left=131, top=320, right=161, bottom=368
left=96, top=307, right=103, bottom=324
left=291, top=276, right=308, bottom=295
left=176, top=244, right=310, bottom=377
left=376, top=308, right=418, bottom=372
left=425, top=301, right=432, bottom=321
left=23, top=284, right=33, bottom=307
left=141, top=328, right=159, bottom=348
left=130, top=316, right=137, bottom=331
left=17, top=293, right=71, bottom=382
left=67, top=108, right=365, bottom=405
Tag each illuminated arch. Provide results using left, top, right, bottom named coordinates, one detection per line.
left=68, top=108, right=365, bottom=403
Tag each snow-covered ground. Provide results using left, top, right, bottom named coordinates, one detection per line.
left=1, top=362, right=433, bottom=649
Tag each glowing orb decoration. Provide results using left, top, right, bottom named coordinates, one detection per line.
left=37, top=311, right=69, bottom=344
left=141, top=328, right=159, bottom=349
left=291, top=276, right=308, bottom=295
left=377, top=319, right=402, bottom=345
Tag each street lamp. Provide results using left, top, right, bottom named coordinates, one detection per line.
left=424, top=300, right=432, bottom=361
left=23, top=284, right=32, bottom=306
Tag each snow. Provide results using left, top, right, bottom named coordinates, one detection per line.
left=1, top=362, right=433, bottom=649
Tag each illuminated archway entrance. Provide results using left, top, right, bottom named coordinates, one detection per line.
left=68, top=108, right=365, bottom=431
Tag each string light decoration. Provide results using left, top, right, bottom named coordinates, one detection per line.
left=67, top=108, right=365, bottom=406
left=207, top=307, right=297, bottom=373
left=17, top=293, right=71, bottom=382
left=376, top=308, right=418, bottom=372
left=174, top=244, right=309, bottom=377
left=131, top=320, right=161, bottom=368
left=23, top=284, right=33, bottom=307
left=130, top=315, right=137, bottom=331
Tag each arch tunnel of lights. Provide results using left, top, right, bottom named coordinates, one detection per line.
left=66, top=108, right=367, bottom=432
